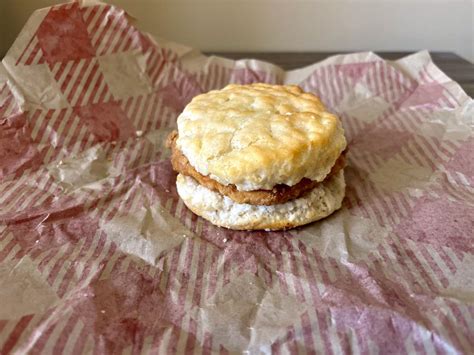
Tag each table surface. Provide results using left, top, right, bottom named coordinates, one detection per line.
left=209, top=52, right=474, bottom=98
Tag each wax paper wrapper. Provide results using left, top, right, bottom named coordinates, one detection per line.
left=0, top=1, right=473, bottom=354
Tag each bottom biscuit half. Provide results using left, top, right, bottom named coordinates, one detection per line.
left=175, top=170, right=345, bottom=231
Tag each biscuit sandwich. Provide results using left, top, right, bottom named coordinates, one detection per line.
left=167, top=83, right=347, bottom=230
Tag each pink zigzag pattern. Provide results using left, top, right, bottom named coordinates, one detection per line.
left=0, top=2, right=472, bottom=354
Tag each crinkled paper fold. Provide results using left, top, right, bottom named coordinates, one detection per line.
left=0, top=1, right=473, bottom=354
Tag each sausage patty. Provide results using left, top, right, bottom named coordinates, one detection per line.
left=167, top=130, right=346, bottom=206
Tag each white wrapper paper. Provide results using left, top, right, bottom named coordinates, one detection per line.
left=0, top=1, right=473, bottom=354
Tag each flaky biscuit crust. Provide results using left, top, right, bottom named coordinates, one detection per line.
left=176, top=83, right=347, bottom=191
left=176, top=171, right=345, bottom=231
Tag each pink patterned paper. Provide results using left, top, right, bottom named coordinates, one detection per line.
left=0, top=1, right=473, bottom=354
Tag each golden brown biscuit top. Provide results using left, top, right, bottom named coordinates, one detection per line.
left=176, top=83, right=347, bottom=191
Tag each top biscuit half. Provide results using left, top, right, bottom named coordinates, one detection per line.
left=176, top=83, right=347, bottom=191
